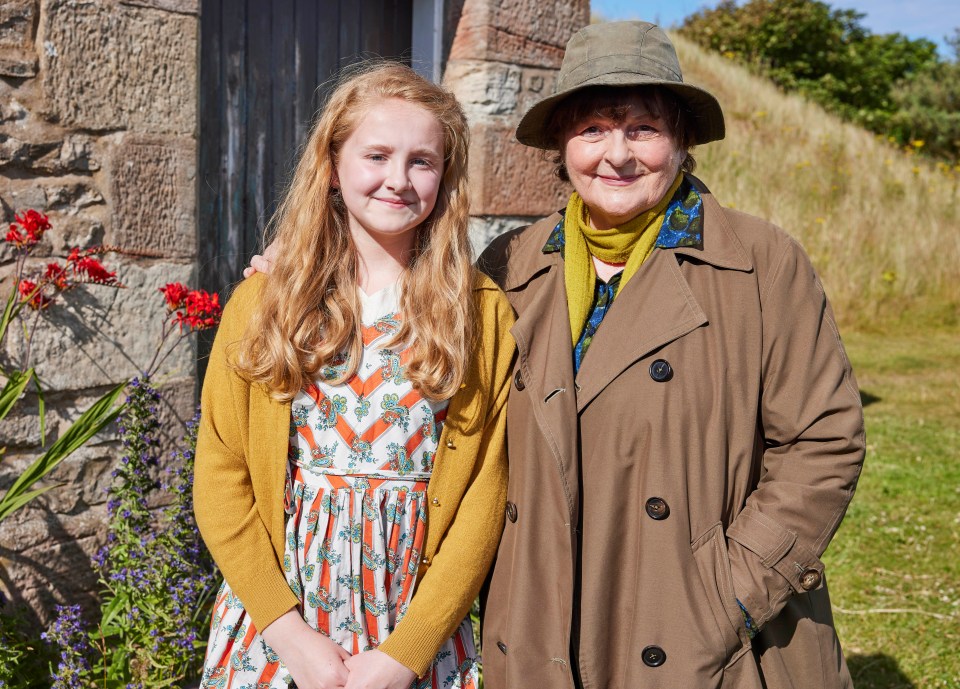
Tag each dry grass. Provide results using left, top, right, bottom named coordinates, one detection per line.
left=674, top=34, right=960, bottom=330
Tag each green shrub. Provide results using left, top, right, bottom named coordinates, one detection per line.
left=679, top=0, right=952, bottom=159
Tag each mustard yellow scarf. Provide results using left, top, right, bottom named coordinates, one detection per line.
left=564, top=173, right=683, bottom=344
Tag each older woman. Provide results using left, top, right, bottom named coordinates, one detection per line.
left=476, top=21, right=863, bottom=689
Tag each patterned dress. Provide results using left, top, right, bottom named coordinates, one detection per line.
left=201, top=283, right=479, bottom=688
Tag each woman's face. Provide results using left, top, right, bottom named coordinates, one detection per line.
left=561, top=93, right=685, bottom=231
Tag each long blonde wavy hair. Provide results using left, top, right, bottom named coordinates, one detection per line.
left=234, top=62, right=475, bottom=402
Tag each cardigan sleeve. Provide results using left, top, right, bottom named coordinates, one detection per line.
left=725, top=236, right=865, bottom=630
left=193, top=277, right=301, bottom=633
left=377, top=287, right=515, bottom=676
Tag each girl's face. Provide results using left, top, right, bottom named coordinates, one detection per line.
left=561, top=93, right=684, bottom=231
left=334, top=98, right=445, bottom=247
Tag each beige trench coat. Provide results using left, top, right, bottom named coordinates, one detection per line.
left=477, top=176, right=865, bottom=689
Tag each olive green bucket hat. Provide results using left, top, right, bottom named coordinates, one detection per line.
left=516, top=21, right=725, bottom=149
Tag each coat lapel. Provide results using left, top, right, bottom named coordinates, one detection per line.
left=509, top=253, right=580, bottom=518
left=573, top=177, right=753, bottom=412
left=574, top=249, right=707, bottom=412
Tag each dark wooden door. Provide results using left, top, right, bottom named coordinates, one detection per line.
left=198, top=0, right=414, bottom=298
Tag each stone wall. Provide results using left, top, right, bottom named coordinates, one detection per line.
left=442, top=0, right=588, bottom=253
left=0, top=0, right=198, bottom=622
left=0, top=0, right=588, bottom=626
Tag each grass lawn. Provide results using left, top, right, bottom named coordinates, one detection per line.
left=826, top=326, right=960, bottom=689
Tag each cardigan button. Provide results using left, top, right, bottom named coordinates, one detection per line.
left=421, top=555, right=431, bottom=565
left=431, top=497, right=440, bottom=506
left=445, top=438, right=456, bottom=449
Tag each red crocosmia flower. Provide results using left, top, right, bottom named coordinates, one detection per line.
left=14, top=210, right=52, bottom=244
left=44, top=262, right=69, bottom=290
left=159, top=282, right=190, bottom=311
left=6, top=210, right=51, bottom=248
left=17, top=279, right=52, bottom=310
left=186, top=289, right=222, bottom=329
left=170, top=288, right=222, bottom=332
left=6, top=225, right=26, bottom=247
left=74, top=256, right=118, bottom=285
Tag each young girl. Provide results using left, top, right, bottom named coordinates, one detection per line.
left=195, top=63, right=514, bottom=689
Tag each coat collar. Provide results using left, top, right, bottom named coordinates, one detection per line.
left=495, top=175, right=755, bottom=415
left=673, top=175, right=753, bottom=272
left=499, top=174, right=752, bottom=293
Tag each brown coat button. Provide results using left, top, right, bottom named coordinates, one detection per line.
left=649, top=359, right=673, bottom=382
left=514, top=369, right=525, bottom=391
left=800, top=568, right=822, bottom=591
left=505, top=501, right=518, bottom=522
left=497, top=641, right=507, bottom=654
left=641, top=645, right=666, bottom=667
left=644, top=497, right=669, bottom=520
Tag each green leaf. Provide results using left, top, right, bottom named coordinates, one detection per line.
left=0, top=285, right=20, bottom=354
left=0, top=484, right=62, bottom=518
left=100, top=590, right=130, bottom=629
left=0, top=380, right=127, bottom=523
left=0, top=368, right=33, bottom=424
left=33, top=373, right=47, bottom=444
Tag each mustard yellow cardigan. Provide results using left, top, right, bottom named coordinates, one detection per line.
left=194, top=272, right=515, bottom=676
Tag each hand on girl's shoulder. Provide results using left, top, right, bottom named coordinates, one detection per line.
left=242, top=242, right=278, bottom=278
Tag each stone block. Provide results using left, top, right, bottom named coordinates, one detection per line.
left=467, top=122, right=570, bottom=217
left=0, top=97, right=28, bottom=124
left=0, top=508, right=105, bottom=624
left=109, top=136, right=196, bottom=257
left=120, top=0, right=198, bottom=14
left=43, top=180, right=104, bottom=211
left=0, top=0, right=38, bottom=78
left=469, top=214, right=538, bottom=257
left=444, top=61, right=558, bottom=123
left=449, top=0, right=589, bottom=68
left=0, top=132, right=60, bottom=170
left=0, top=52, right=37, bottom=78
left=59, top=135, right=100, bottom=172
left=39, top=0, right=197, bottom=134
left=0, top=179, right=47, bottom=213
left=0, top=133, right=100, bottom=173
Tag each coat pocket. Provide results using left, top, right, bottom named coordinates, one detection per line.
left=691, top=522, right=751, bottom=665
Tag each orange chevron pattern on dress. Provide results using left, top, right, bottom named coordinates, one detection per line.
left=200, top=282, right=477, bottom=688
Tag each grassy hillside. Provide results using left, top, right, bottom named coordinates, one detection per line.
left=674, top=34, right=960, bottom=331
